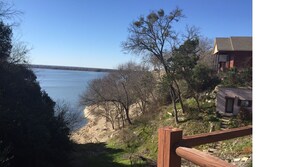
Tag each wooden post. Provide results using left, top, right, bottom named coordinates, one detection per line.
left=158, top=127, right=183, bottom=167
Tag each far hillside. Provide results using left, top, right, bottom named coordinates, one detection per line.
left=29, top=64, right=117, bottom=72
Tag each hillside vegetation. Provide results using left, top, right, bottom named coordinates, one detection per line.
left=72, top=7, right=253, bottom=166
left=71, top=95, right=252, bottom=166
left=1, top=4, right=252, bottom=167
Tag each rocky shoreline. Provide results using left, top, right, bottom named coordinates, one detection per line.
left=70, top=106, right=115, bottom=144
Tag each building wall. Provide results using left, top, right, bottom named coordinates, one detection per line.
left=216, top=88, right=252, bottom=115
left=232, top=51, right=252, bottom=69
left=216, top=92, right=241, bottom=115
left=214, top=51, right=252, bottom=72
left=216, top=90, right=228, bottom=114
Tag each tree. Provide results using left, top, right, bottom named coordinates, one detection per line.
left=195, top=36, right=214, bottom=68
left=170, top=38, right=200, bottom=80
left=122, top=8, right=184, bottom=123
left=0, top=1, right=21, bottom=21
left=0, top=1, right=21, bottom=62
left=170, top=38, right=220, bottom=111
left=0, top=63, right=73, bottom=167
left=0, top=21, right=12, bottom=61
left=0, top=3, right=72, bottom=166
left=54, top=100, right=85, bottom=132
left=81, top=74, right=133, bottom=126
left=220, top=67, right=252, bottom=87
left=122, top=8, right=183, bottom=69
left=81, top=62, right=155, bottom=125
left=119, top=62, right=155, bottom=114
left=190, top=65, right=221, bottom=110
left=8, top=41, right=30, bottom=64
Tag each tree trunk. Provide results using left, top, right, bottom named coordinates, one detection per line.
left=116, top=115, right=119, bottom=129
left=121, top=113, right=125, bottom=128
left=111, top=120, right=115, bottom=130
left=173, top=79, right=185, bottom=113
left=124, top=107, right=132, bottom=125
left=164, top=63, right=179, bottom=123
left=170, top=85, right=179, bottom=124
left=120, top=107, right=125, bottom=128
left=194, top=94, right=200, bottom=112
left=105, top=109, right=108, bottom=129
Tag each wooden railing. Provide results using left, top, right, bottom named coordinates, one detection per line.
left=157, top=125, right=252, bottom=167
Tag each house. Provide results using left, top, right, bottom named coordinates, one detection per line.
left=212, top=36, right=252, bottom=72
left=216, top=87, right=252, bottom=116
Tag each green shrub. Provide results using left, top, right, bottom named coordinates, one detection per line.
left=238, top=108, right=252, bottom=122
left=0, top=63, right=72, bottom=167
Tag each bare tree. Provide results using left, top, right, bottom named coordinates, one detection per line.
left=81, top=62, right=156, bottom=125
left=197, top=37, right=214, bottom=68
left=0, top=1, right=21, bottom=21
left=181, top=25, right=214, bottom=67
left=86, top=102, right=119, bottom=130
left=80, top=75, right=132, bottom=125
left=54, top=100, right=85, bottom=132
left=126, top=63, right=155, bottom=114
left=122, top=8, right=185, bottom=123
left=8, top=41, right=30, bottom=64
left=1, top=2, right=27, bottom=64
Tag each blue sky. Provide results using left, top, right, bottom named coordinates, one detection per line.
left=11, top=0, right=252, bottom=69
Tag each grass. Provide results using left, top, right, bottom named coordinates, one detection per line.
left=69, top=141, right=151, bottom=167
left=108, top=113, right=160, bottom=164
left=106, top=97, right=221, bottom=164
left=70, top=95, right=252, bottom=166
left=219, top=136, right=252, bottom=156
left=69, top=142, right=130, bottom=167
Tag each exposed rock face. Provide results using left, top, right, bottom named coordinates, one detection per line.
left=70, top=107, right=114, bottom=144
left=70, top=104, right=140, bottom=144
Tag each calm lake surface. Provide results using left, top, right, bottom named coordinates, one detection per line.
left=33, top=68, right=106, bottom=111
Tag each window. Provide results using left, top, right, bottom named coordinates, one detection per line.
left=238, top=100, right=252, bottom=107
left=218, top=54, right=228, bottom=62
left=225, top=97, right=234, bottom=113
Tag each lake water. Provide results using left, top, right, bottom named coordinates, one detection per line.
left=33, top=68, right=105, bottom=107
left=33, top=68, right=106, bottom=130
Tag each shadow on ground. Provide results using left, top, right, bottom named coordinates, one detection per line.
left=69, top=142, right=127, bottom=167
left=69, top=142, right=155, bottom=167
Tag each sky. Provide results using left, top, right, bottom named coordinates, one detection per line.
left=10, top=0, right=252, bottom=69
left=5, top=1, right=297, bottom=165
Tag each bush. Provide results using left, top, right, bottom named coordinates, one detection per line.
left=0, top=62, right=72, bottom=167
left=238, top=108, right=252, bottom=122
left=220, top=67, right=252, bottom=87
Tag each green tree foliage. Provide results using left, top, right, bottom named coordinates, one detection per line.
left=170, top=38, right=200, bottom=80
left=0, top=21, right=12, bottom=60
left=0, top=62, right=72, bottom=167
left=220, top=67, right=252, bottom=87
left=0, top=8, right=72, bottom=167
left=190, top=65, right=221, bottom=110
left=170, top=38, right=220, bottom=110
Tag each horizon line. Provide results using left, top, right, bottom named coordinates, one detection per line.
left=29, top=64, right=117, bottom=72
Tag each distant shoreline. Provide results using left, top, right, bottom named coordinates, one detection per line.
left=29, top=64, right=117, bottom=72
